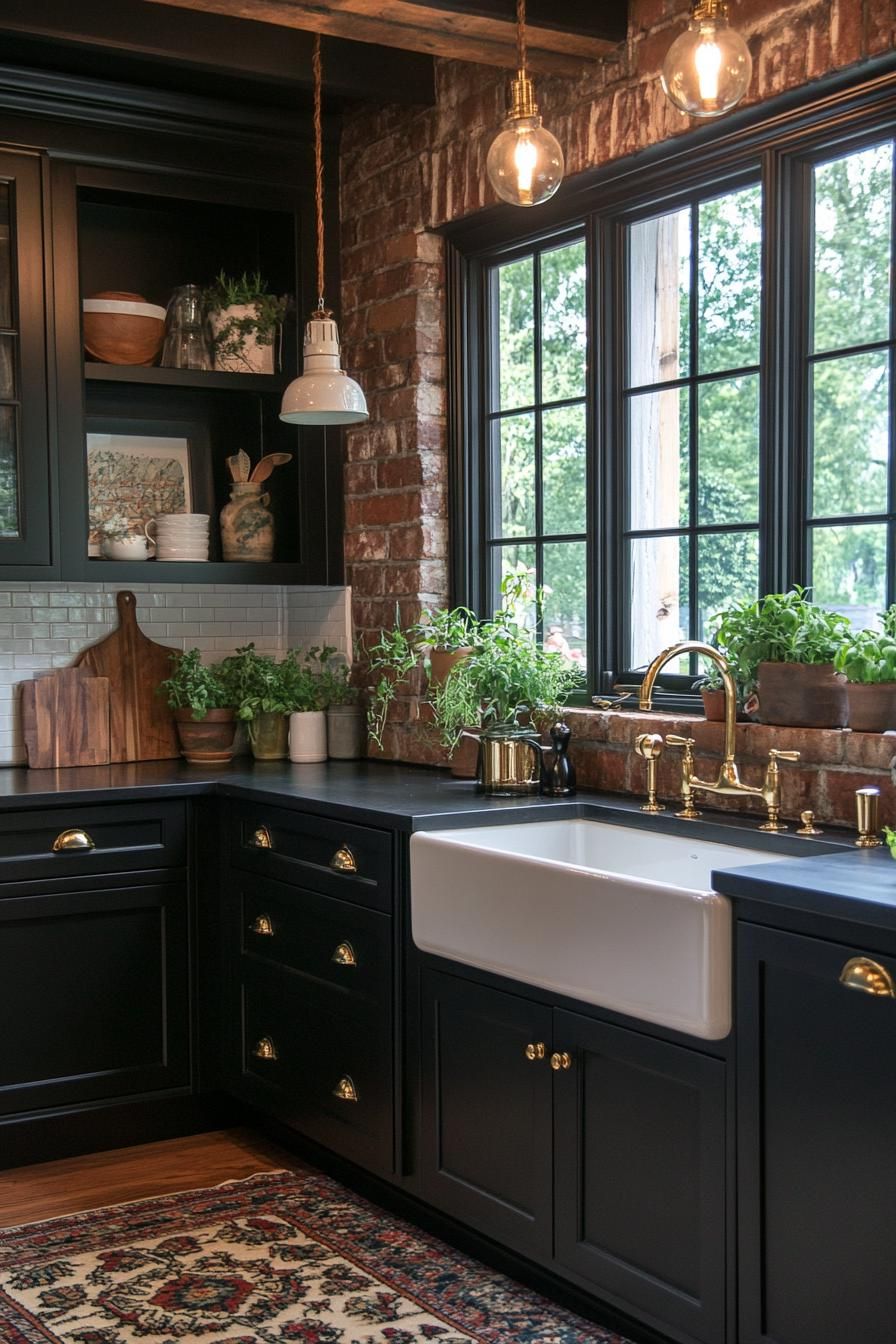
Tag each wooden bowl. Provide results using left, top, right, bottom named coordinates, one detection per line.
left=83, top=291, right=166, bottom=365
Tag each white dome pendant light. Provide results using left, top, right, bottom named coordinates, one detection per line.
left=661, top=1, right=752, bottom=119
left=485, top=0, right=564, bottom=208
left=280, top=35, right=368, bottom=426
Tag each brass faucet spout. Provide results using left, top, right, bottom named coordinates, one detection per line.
left=639, top=640, right=738, bottom=767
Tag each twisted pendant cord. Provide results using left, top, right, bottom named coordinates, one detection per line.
left=516, top=0, right=526, bottom=72
left=313, top=33, right=326, bottom=312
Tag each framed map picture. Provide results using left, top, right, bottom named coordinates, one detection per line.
left=85, top=418, right=205, bottom=556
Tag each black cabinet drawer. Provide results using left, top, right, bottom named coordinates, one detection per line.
left=0, top=802, right=187, bottom=885
left=238, top=873, right=390, bottom=1001
left=229, top=802, right=392, bottom=912
left=240, top=962, right=392, bottom=1171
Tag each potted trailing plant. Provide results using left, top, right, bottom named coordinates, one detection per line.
left=203, top=271, right=290, bottom=374
left=284, top=646, right=330, bottom=763
left=158, top=648, right=236, bottom=763
left=364, top=618, right=422, bottom=752
left=220, top=643, right=293, bottom=760
left=834, top=607, right=896, bottom=733
left=711, top=588, right=850, bottom=728
left=320, top=653, right=365, bottom=760
left=412, top=605, right=479, bottom=687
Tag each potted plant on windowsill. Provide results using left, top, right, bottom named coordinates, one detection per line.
left=834, top=608, right=896, bottom=733
left=203, top=270, right=290, bottom=375
left=220, top=643, right=292, bottom=761
left=412, top=605, right=479, bottom=687
left=711, top=588, right=850, bottom=728
left=158, top=648, right=236, bottom=763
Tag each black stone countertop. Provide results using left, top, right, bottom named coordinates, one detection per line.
left=2, top=755, right=893, bottom=931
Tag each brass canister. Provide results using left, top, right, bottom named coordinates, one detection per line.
left=476, top=728, right=543, bottom=796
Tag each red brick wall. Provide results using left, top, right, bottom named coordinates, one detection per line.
left=339, top=0, right=896, bottom=787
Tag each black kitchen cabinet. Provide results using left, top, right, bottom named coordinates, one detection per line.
left=0, top=877, right=190, bottom=1116
left=737, top=923, right=896, bottom=1344
left=553, top=1010, right=725, bottom=1344
left=419, top=968, right=726, bottom=1343
left=419, top=968, right=553, bottom=1263
left=0, top=149, right=52, bottom=573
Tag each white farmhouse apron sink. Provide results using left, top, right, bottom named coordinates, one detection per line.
left=410, top=819, right=784, bottom=1040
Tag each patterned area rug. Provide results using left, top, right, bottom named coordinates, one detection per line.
left=0, top=1169, right=633, bottom=1343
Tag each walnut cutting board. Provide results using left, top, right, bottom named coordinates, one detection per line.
left=22, top=666, right=111, bottom=768
left=75, top=589, right=180, bottom=763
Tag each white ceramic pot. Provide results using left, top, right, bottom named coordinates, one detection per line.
left=210, top=304, right=276, bottom=374
left=288, top=709, right=327, bottom=763
left=100, top=533, right=155, bottom=561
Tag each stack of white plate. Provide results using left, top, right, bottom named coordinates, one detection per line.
left=149, top=513, right=210, bottom=562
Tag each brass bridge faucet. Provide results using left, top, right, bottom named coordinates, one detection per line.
left=638, top=641, right=800, bottom=830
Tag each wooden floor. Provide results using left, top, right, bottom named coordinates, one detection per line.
left=0, top=1128, right=304, bottom=1229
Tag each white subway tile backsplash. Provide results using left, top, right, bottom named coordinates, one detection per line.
left=0, top=580, right=351, bottom=766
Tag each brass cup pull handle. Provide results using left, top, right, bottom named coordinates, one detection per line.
left=250, top=914, right=275, bottom=937
left=840, top=957, right=896, bottom=998
left=331, top=941, right=357, bottom=967
left=52, top=829, right=95, bottom=853
left=329, top=846, right=358, bottom=874
left=524, top=1042, right=546, bottom=1061
left=252, top=1036, right=278, bottom=1060
left=333, top=1075, right=359, bottom=1102
left=250, top=826, right=273, bottom=849
left=550, top=1051, right=572, bottom=1071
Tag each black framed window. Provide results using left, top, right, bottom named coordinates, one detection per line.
left=449, top=62, right=896, bottom=698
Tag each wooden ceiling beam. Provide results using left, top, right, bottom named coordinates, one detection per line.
left=142, top=0, right=624, bottom=76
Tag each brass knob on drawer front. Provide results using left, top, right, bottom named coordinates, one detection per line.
left=329, top=846, right=358, bottom=874
left=250, top=826, right=273, bottom=849
left=331, top=941, right=357, bottom=967
left=333, top=1075, right=359, bottom=1102
left=550, top=1051, right=572, bottom=1071
left=252, top=1036, right=278, bottom=1060
left=52, top=829, right=95, bottom=852
left=839, top=957, right=896, bottom=997
left=250, top=914, right=275, bottom=937
left=525, top=1042, right=546, bottom=1061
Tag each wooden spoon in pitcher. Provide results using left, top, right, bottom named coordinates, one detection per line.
left=250, top=452, right=292, bottom=483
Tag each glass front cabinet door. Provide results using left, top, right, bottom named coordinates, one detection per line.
left=0, top=151, right=51, bottom=570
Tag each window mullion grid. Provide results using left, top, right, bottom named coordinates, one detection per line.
left=533, top=248, right=544, bottom=639
left=889, top=139, right=896, bottom=607
left=688, top=200, right=700, bottom=661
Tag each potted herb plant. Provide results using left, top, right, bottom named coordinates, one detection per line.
left=158, top=648, right=236, bottom=763
left=284, top=647, right=330, bottom=763
left=203, top=270, right=290, bottom=374
left=711, top=588, right=850, bottom=728
left=834, top=607, right=896, bottom=733
left=412, top=605, right=479, bottom=687
left=320, top=653, right=365, bottom=760
left=220, top=643, right=292, bottom=760
left=364, top=619, right=422, bottom=752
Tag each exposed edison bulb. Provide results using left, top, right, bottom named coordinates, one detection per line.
left=486, top=74, right=564, bottom=207
left=661, top=2, right=752, bottom=118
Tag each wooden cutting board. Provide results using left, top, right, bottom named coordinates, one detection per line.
left=75, top=589, right=180, bottom=763
left=22, top=666, right=111, bottom=768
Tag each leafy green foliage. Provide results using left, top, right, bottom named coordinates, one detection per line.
left=833, top=608, right=896, bottom=684
left=364, top=619, right=420, bottom=750
left=203, top=270, right=291, bottom=363
left=157, top=648, right=231, bottom=719
left=882, top=825, right=896, bottom=860
left=412, top=605, right=478, bottom=654
left=709, top=588, right=851, bottom=691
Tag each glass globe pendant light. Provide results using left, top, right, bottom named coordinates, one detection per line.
left=486, top=0, right=564, bottom=208
left=661, top=0, right=752, bottom=119
left=280, top=35, right=368, bottom=426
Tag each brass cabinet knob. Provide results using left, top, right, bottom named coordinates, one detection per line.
left=250, top=914, right=275, bottom=937
left=333, top=1075, right=359, bottom=1102
left=250, top=825, right=273, bottom=849
left=524, top=1042, right=546, bottom=1061
left=252, top=1036, right=278, bottom=1060
left=840, top=957, right=896, bottom=997
left=329, top=846, right=358, bottom=874
left=550, top=1051, right=572, bottom=1071
left=331, top=941, right=357, bottom=967
left=52, top=828, right=95, bottom=852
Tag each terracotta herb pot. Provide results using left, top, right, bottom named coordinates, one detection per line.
left=248, top=710, right=289, bottom=760
left=174, top=707, right=236, bottom=764
left=844, top=681, right=896, bottom=734
left=754, top=661, right=848, bottom=728
left=701, top=688, right=726, bottom=722
left=428, top=647, right=473, bottom=688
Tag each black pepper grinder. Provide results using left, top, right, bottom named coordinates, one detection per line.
left=541, top=720, right=576, bottom=796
